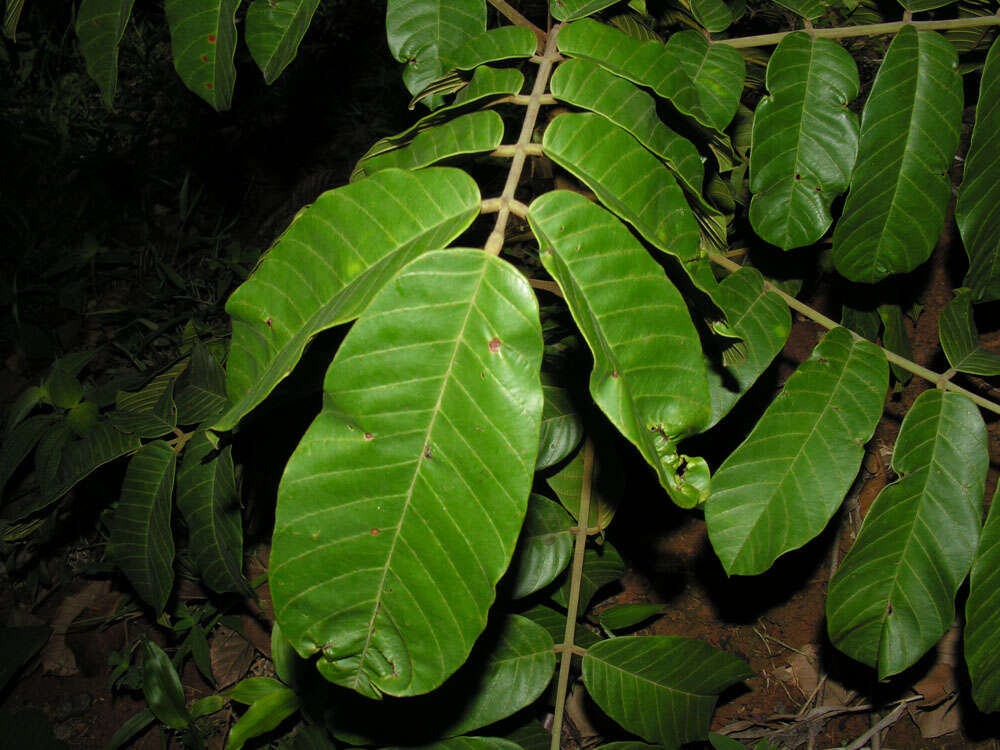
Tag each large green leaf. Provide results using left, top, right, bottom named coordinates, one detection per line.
left=216, top=168, right=481, bottom=432
left=556, top=20, right=745, bottom=131
left=831, top=26, right=962, bottom=283
left=550, top=0, right=621, bottom=21
left=142, top=642, right=190, bottom=730
left=946, top=1, right=998, bottom=55
left=898, top=0, right=953, bottom=10
left=771, top=0, right=825, bottom=18
left=507, top=494, right=574, bottom=599
left=549, top=58, right=704, bottom=196
left=878, top=304, right=913, bottom=384
left=939, top=289, right=1000, bottom=376
left=109, top=441, right=177, bottom=614
left=164, top=0, right=242, bottom=111
left=705, top=327, right=887, bottom=575
left=543, top=113, right=700, bottom=266
left=551, top=542, right=625, bottom=613
left=174, top=342, right=229, bottom=424
left=110, top=379, right=177, bottom=438
left=244, top=0, right=320, bottom=85
left=75, top=0, right=136, bottom=107
left=442, top=25, right=537, bottom=70
left=270, top=249, right=543, bottom=698
left=690, top=0, right=732, bottom=33
left=176, top=432, right=245, bottom=595
left=965, top=484, right=1000, bottom=713
left=386, top=0, right=485, bottom=102
left=528, top=191, right=711, bottom=507
left=827, top=390, right=987, bottom=679
left=328, top=615, right=555, bottom=744
left=749, top=33, right=860, bottom=250
left=0, top=415, right=57, bottom=495
left=705, top=267, right=791, bottom=429
left=353, top=110, right=504, bottom=178
left=582, top=637, right=752, bottom=748
left=956, top=36, right=1000, bottom=302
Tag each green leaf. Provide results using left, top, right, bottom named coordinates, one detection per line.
left=175, top=342, right=229, bottom=424
left=353, top=110, right=504, bottom=178
left=877, top=304, right=913, bottom=384
left=270, top=249, right=543, bottom=698
left=75, top=0, right=135, bottom=107
left=108, top=441, right=177, bottom=614
left=749, top=33, right=860, bottom=250
left=44, top=353, right=92, bottom=408
left=528, top=191, right=712, bottom=508
left=35, top=423, right=72, bottom=496
left=110, top=379, right=178, bottom=437
left=244, top=0, right=320, bottom=84
left=176, top=432, right=245, bottom=595
left=551, top=0, right=622, bottom=21
left=831, top=26, right=962, bottom=283
left=227, top=676, right=288, bottom=704
left=328, top=615, right=556, bottom=744
left=956, top=36, right=1000, bottom=302
left=939, top=289, right=1000, bottom=375
left=536, top=383, right=583, bottom=471
left=551, top=542, right=625, bottom=613
left=547, top=444, right=619, bottom=534
left=550, top=58, right=704, bottom=194
left=3, top=385, right=43, bottom=437
left=386, top=0, right=486, bottom=103
left=556, top=20, right=745, bottom=131
left=841, top=305, right=881, bottom=342
left=582, top=637, right=752, bottom=748
left=771, top=0, right=825, bottom=19
left=190, top=695, right=225, bottom=719
left=352, top=66, right=524, bottom=182
left=66, top=401, right=99, bottom=436
left=142, top=641, right=190, bottom=730
left=520, top=603, right=601, bottom=649
left=226, top=687, right=301, bottom=750
left=898, top=0, right=953, bottom=10
left=164, top=0, right=242, bottom=111
left=0, top=415, right=57, bottom=494
left=3, top=0, right=25, bottom=39
left=507, top=494, right=574, bottom=599
left=705, top=267, right=791, bottom=429
left=598, top=744, right=663, bottom=750
left=827, top=390, right=987, bottom=679
left=965, top=484, right=1000, bottom=713
left=705, top=327, right=887, bottom=575
left=442, top=25, right=537, bottom=70
left=946, top=1, right=998, bottom=55
left=598, top=603, right=663, bottom=632
left=0, top=625, right=50, bottom=691
left=106, top=709, right=156, bottom=750
left=289, top=725, right=337, bottom=750
left=543, top=113, right=700, bottom=269
left=690, top=0, right=732, bottom=32
left=217, top=168, right=482, bottom=432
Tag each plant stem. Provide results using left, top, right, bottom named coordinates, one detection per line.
left=549, top=438, right=595, bottom=750
left=486, top=0, right=547, bottom=46
left=707, top=252, right=1000, bottom=415
left=718, top=13, right=1000, bottom=48
left=485, top=24, right=561, bottom=257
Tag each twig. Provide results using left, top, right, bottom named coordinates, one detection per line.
left=844, top=701, right=910, bottom=750
left=487, top=0, right=547, bottom=46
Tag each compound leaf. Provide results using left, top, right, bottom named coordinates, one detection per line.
left=966, top=484, right=1000, bottom=713
left=217, top=168, right=481, bottom=432
left=75, top=0, right=136, bottom=106
left=690, top=0, right=732, bottom=33
left=174, top=342, right=229, bottom=424
left=164, top=0, right=242, bottom=111
left=827, top=390, right=987, bottom=679
left=528, top=191, right=712, bottom=508
left=749, top=33, right=860, bottom=250
left=583, top=637, right=751, bottom=748
left=550, top=0, right=621, bottom=21
left=832, top=26, right=962, bottom=283
left=705, top=327, right=887, bottom=575
left=270, top=250, right=543, bottom=698
left=771, top=0, right=825, bottom=19
left=442, top=25, right=537, bottom=70
left=109, top=441, right=177, bottom=614
left=244, top=0, right=320, bottom=84
left=939, top=289, right=1000, bottom=375
left=956, top=36, right=1000, bottom=302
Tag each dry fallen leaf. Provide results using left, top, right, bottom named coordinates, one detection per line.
left=42, top=580, right=112, bottom=676
left=210, top=625, right=256, bottom=689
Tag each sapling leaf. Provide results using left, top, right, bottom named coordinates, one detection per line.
left=598, top=603, right=664, bottom=632
left=939, top=289, right=1000, bottom=375
left=75, top=0, right=136, bottom=106
left=226, top=686, right=301, bottom=750
left=174, top=342, right=229, bottom=424
left=690, top=0, right=732, bottom=32
left=551, top=542, right=625, bottom=613
left=106, top=709, right=156, bottom=750
left=771, top=0, right=825, bottom=18
left=0, top=415, right=57, bottom=494
left=4, top=385, right=43, bottom=437
left=110, top=379, right=178, bottom=437
left=878, top=304, right=914, bottom=384
left=965, top=483, right=1000, bottom=713
left=827, top=390, right=987, bottom=679
left=536, top=382, right=583, bottom=471
left=244, top=0, right=321, bottom=85
left=550, top=0, right=622, bottom=21
left=520, top=604, right=601, bottom=648
left=142, top=641, right=189, bottom=730
left=546, top=441, right=620, bottom=534
left=507, top=494, right=574, bottom=599
left=227, top=676, right=288, bottom=704
left=441, top=25, right=537, bottom=70
left=164, top=0, right=242, bottom=111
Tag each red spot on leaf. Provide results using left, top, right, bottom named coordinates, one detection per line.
left=265, top=317, right=273, bottom=328
left=488, top=337, right=502, bottom=353
left=611, top=371, right=620, bottom=379
left=207, top=34, right=217, bottom=43
left=364, top=432, right=374, bottom=441
left=93, top=19, right=99, bottom=24
left=371, top=528, right=381, bottom=536
left=201, top=55, right=209, bottom=62
left=205, top=83, right=214, bottom=89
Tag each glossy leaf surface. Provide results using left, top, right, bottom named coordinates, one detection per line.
left=965, top=484, right=1000, bottom=713
left=109, top=441, right=177, bottom=614
left=551, top=0, right=621, bottom=21
left=939, top=289, right=1000, bottom=375
left=245, top=0, right=320, bottom=84
left=771, top=0, right=825, bottom=18
left=546, top=443, right=619, bottom=533
left=507, top=494, right=574, bottom=599
left=583, top=637, right=752, bottom=748
left=690, top=0, right=732, bottom=33
left=535, top=383, right=583, bottom=471
left=442, top=25, right=537, bottom=70
left=386, top=0, right=485, bottom=101
left=174, top=342, right=229, bottom=424
left=520, top=604, right=601, bottom=649
left=706, top=328, right=887, bottom=575
left=164, top=0, right=242, bottom=110
left=270, top=250, right=543, bottom=698
left=956, top=36, right=1000, bottom=302
left=529, top=192, right=711, bottom=507
left=142, top=641, right=189, bottom=730
left=217, top=168, right=481, bottom=432
left=832, top=26, right=962, bottom=283
left=75, top=0, right=136, bottom=106
left=543, top=113, right=700, bottom=264
left=599, top=603, right=663, bottom=632
left=549, top=58, right=703, bottom=193
left=176, top=432, right=245, bottom=595
left=355, top=110, right=504, bottom=177
left=750, top=33, right=859, bottom=250
left=705, top=267, right=791, bottom=429
left=551, top=542, right=625, bottom=613
left=827, top=390, right=987, bottom=678
left=226, top=687, right=301, bottom=750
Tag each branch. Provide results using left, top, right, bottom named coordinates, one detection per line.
left=707, top=252, right=1000, bottom=416
left=718, top=13, right=1000, bottom=48
left=487, top=0, right=547, bottom=46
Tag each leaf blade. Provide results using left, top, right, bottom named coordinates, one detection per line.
left=244, top=0, right=321, bottom=84
left=75, top=0, right=136, bottom=107
left=164, top=0, right=242, bottom=111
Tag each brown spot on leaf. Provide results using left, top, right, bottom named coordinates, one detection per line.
left=371, top=528, right=381, bottom=536
left=265, top=317, right=273, bottom=328
left=488, top=337, right=502, bottom=353
left=364, top=432, right=374, bottom=441
left=207, top=34, right=217, bottom=43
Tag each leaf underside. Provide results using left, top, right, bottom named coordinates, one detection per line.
left=75, top=0, right=136, bottom=107
left=965, top=484, right=1000, bottom=713
left=164, top=0, right=242, bottom=111
left=245, top=0, right=321, bottom=85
